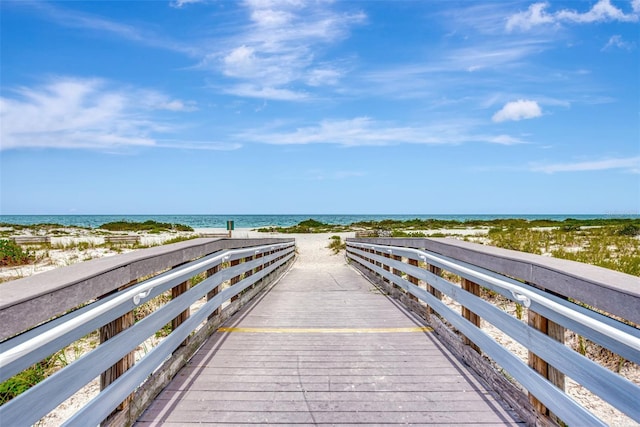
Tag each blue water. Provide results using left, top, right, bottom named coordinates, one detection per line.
left=0, top=214, right=635, bottom=229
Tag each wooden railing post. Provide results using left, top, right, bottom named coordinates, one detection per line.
left=528, top=308, right=566, bottom=419
left=100, top=279, right=137, bottom=419
left=364, top=247, right=373, bottom=270
left=244, top=254, right=254, bottom=288
left=255, top=252, right=264, bottom=273
left=172, top=281, right=190, bottom=331
left=206, top=265, right=221, bottom=320
left=230, top=258, right=242, bottom=302
left=461, top=278, right=481, bottom=353
left=427, top=265, right=443, bottom=315
left=383, top=252, right=391, bottom=284
left=170, top=260, right=192, bottom=347
left=395, top=255, right=415, bottom=302
left=407, top=258, right=428, bottom=318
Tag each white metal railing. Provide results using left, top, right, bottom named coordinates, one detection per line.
left=346, top=240, right=640, bottom=427
left=0, top=240, right=295, bottom=426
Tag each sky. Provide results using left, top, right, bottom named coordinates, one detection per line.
left=0, top=0, right=639, bottom=215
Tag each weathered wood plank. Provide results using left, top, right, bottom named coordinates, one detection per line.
left=10, top=236, right=51, bottom=244
left=0, top=238, right=293, bottom=341
left=135, top=252, right=521, bottom=426
left=104, top=235, right=140, bottom=244
left=351, top=237, right=640, bottom=324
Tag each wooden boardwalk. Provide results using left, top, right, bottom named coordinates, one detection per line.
left=136, top=249, right=523, bottom=426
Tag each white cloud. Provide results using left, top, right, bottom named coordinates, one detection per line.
left=507, top=0, right=639, bottom=31
left=486, top=135, right=527, bottom=145
left=0, top=77, right=198, bottom=151
left=170, top=0, right=205, bottom=9
left=530, top=157, right=640, bottom=173
left=223, top=84, right=308, bottom=101
left=492, top=100, right=542, bottom=122
left=237, top=117, right=525, bottom=147
left=506, top=2, right=556, bottom=31
left=556, top=0, right=638, bottom=23
left=137, top=90, right=198, bottom=112
left=250, top=8, right=294, bottom=27
left=223, top=45, right=259, bottom=79
left=602, top=35, right=635, bottom=51
left=306, top=68, right=342, bottom=86
left=209, top=1, right=365, bottom=100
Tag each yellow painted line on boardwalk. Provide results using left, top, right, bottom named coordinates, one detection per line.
left=217, top=326, right=433, bottom=334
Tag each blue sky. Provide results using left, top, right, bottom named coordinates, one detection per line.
left=1, top=0, right=639, bottom=215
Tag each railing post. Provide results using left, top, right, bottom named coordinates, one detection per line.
left=99, top=279, right=137, bottom=420
left=407, top=257, right=431, bottom=320
left=244, top=254, right=254, bottom=288
left=171, top=261, right=191, bottom=347
left=255, top=252, right=264, bottom=273
left=230, top=258, right=242, bottom=302
left=363, top=247, right=373, bottom=270
left=206, top=264, right=221, bottom=320
left=172, top=281, right=190, bottom=329
left=395, top=255, right=415, bottom=302
left=461, top=278, right=481, bottom=353
left=427, top=265, right=443, bottom=315
left=383, top=252, right=391, bottom=284
left=528, top=308, right=566, bottom=419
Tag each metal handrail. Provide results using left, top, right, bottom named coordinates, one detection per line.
left=0, top=242, right=293, bottom=381
left=348, top=241, right=640, bottom=354
left=0, top=241, right=295, bottom=426
left=346, top=240, right=640, bottom=426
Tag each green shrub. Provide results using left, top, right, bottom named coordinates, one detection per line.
left=391, top=230, right=427, bottom=237
left=0, top=239, right=33, bottom=266
left=99, top=220, right=193, bottom=233
left=617, top=224, right=640, bottom=236
left=298, top=219, right=327, bottom=228
left=258, top=219, right=347, bottom=234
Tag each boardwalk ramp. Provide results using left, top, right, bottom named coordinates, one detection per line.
left=136, top=238, right=522, bottom=425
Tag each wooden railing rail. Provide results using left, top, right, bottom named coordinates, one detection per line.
left=0, top=238, right=289, bottom=342
left=0, top=238, right=295, bottom=426
left=346, top=237, right=639, bottom=427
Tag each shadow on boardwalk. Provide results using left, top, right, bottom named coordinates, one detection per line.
left=136, top=244, right=524, bottom=425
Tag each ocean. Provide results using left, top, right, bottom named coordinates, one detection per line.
left=0, top=214, right=635, bottom=229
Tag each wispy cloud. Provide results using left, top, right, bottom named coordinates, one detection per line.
left=236, top=117, right=525, bottom=147
left=201, top=1, right=365, bottom=101
left=169, top=0, right=206, bottom=9
left=530, top=156, right=640, bottom=173
left=24, top=1, right=198, bottom=55
left=507, top=0, right=639, bottom=32
left=356, top=40, right=547, bottom=102
left=221, top=84, right=309, bottom=101
left=492, top=100, right=542, bottom=122
left=0, top=77, right=234, bottom=151
left=602, top=35, right=635, bottom=51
